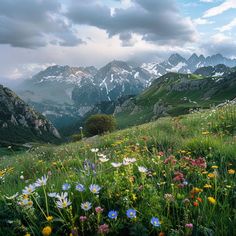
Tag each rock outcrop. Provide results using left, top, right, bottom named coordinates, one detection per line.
left=0, top=84, right=60, bottom=144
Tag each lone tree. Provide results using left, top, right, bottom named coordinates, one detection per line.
left=85, top=114, right=116, bottom=136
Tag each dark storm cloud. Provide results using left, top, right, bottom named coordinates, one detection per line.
left=66, top=0, right=196, bottom=45
left=0, top=0, right=83, bottom=48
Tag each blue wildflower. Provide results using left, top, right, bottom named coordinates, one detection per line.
left=62, top=183, right=71, bottom=191
left=76, top=183, right=85, bottom=192
left=151, top=217, right=160, bottom=227
left=126, top=209, right=136, bottom=218
left=89, top=184, right=101, bottom=194
left=108, top=210, right=118, bottom=219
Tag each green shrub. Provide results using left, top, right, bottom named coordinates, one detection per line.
left=85, top=114, right=116, bottom=136
left=71, top=133, right=83, bottom=142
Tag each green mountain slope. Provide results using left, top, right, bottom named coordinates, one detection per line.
left=115, top=69, right=236, bottom=128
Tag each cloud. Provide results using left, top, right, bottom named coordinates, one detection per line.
left=218, top=18, right=236, bottom=32
left=194, top=18, right=214, bottom=25
left=200, top=0, right=214, bottom=3
left=203, top=0, right=236, bottom=18
left=66, top=0, right=197, bottom=46
left=202, top=33, right=236, bottom=57
left=0, top=0, right=83, bottom=48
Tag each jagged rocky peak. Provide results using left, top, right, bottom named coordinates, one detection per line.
left=142, top=53, right=236, bottom=78
left=188, top=53, right=199, bottom=64
left=32, top=64, right=97, bottom=85
left=100, top=60, right=132, bottom=74
left=0, top=84, right=60, bottom=143
left=168, top=53, right=187, bottom=65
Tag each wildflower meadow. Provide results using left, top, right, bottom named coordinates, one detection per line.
left=0, top=104, right=235, bottom=236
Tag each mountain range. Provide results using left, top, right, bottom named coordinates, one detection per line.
left=17, top=53, right=236, bottom=130
left=142, top=53, right=236, bottom=76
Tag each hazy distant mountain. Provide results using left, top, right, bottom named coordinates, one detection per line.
left=18, top=61, right=153, bottom=127
left=19, top=65, right=98, bottom=104
left=142, top=53, right=236, bottom=77
left=0, top=84, right=60, bottom=144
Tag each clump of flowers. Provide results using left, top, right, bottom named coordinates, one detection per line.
left=98, top=224, right=109, bottom=234
left=126, top=209, right=136, bottom=219
left=138, top=166, right=148, bottom=173
left=56, top=193, right=72, bottom=209
left=81, top=202, right=92, bottom=211
left=42, top=226, right=52, bottom=236
left=164, top=155, right=177, bottom=165
left=22, top=184, right=36, bottom=195
left=111, top=162, right=122, bottom=168
left=173, top=171, right=185, bottom=182
left=208, top=197, right=217, bottom=205
left=79, top=216, right=87, bottom=222
left=76, top=183, right=85, bottom=192
left=151, top=217, right=160, bottom=227
left=62, top=183, right=71, bottom=191
left=35, top=175, right=48, bottom=187
left=89, top=184, right=101, bottom=194
left=108, top=210, right=118, bottom=219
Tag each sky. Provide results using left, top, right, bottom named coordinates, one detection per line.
left=0, top=0, right=236, bottom=83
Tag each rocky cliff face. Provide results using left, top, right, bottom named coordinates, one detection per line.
left=0, top=84, right=60, bottom=144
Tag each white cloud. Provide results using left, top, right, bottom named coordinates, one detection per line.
left=202, top=32, right=236, bottom=57
left=218, top=18, right=236, bottom=32
left=211, top=33, right=231, bottom=42
left=200, top=0, right=214, bottom=3
left=194, top=18, right=214, bottom=25
left=203, top=0, right=236, bottom=18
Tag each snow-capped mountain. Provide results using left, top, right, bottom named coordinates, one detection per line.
left=18, top=61, right=153, bottom=127
left=142, top=53, right=236, bottom=77
left=32, top=65, right=97, bottom=85
left=72, top=60, right=152, bottom=106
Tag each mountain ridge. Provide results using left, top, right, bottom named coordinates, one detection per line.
left=0, top=84, right=61, bottom=144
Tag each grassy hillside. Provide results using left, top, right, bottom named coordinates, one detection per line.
left=116, top=72, right=236, bottom=128
left=0, top=104, right=235, bottom=235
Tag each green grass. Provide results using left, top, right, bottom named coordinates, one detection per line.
left=0, top=104, right=235, bottom=235
left=115, top=72, right=236, bottom=129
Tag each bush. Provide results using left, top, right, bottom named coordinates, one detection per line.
left=85, top=114, right=116, bottom=136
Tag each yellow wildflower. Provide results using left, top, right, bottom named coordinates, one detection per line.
left=211, top=166, right=218, bottom=169
left=208, top=173, right=215, bottom=178
left=202, top=171, right=208, bottom=175
left=204, top=184, right=212, bottom=189
left=208, top=197, right=216, bottom=205
left=42, top=226, right=52, bottom=236
left=46, top=216, right=53, bottom=222
left=191, top=187, right=203, bottom=194
left=132, top=194, right=137, bottom=201
left=228, top=169, right=235, bottom=174
left=25, top=233, right=31, bottom=236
